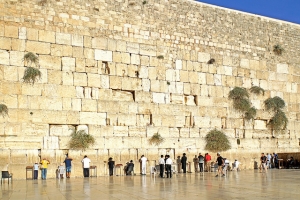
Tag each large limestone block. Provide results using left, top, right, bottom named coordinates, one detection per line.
left=72, top=34, right=83, bottom=47
left=117, top=114, right=136, bottom=126
left=21, top=123, right=49, bottom=136
left=62, top=57, right=75, bottom=71
left=49, top=125, right=75, bottom=136
left=39, top=55, right=61, bottom=70
left=38, top=30, right=55, bottom=43
left=80, top=112, right=106, bottom=125
left=92, top=37, right=107, bottom=49
left=4, top=25, right=18, bottom=38
left=128, top=127, right=146, bottom=137
left=277, top=63, right=288, bottom=74
left=188, top=71, right=198, bottom=83
left=139, top=44, right=156, bottom=56
left=0, top=50, right=9, bottom=65
left=122, top=77, right=142, bottom=91
left=198, top=52, right=210, bottom=63
left=0, top=37, right=11, bottom=50
left=176, top=60, right=183, bottom=70
left=127, top=42, right=139, bottom=54
left=111, top=90, right=134, bottom=102
left=240, top=59, right=249, bottom=68
left=43, top=136, right=59, bottom=149
left=100, top=75, right=109, bottom=89
left=254, top=120, right=267, bottom=130
left=131, top=54, right=140, bottom=65
left=194, top=116, right=211, bottom=128
left=95, top=50, right=112, bottom=61
left=74, top=72, right=87, bottom=86
left=26, top=41, right=50, bottom=54
left=136, top=114, right=150, bottom=126
left=113, top=126, right=128, bottom=136
left=56, top=32, right=71, bottom=45
left=153, top=92, right=165, bottom=104
left=82, top=99, right=97, bottom=112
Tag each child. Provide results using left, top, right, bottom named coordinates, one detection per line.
left=33, top=163, right=39, bottom=179
left=232, top=159, right=240, bottom=171
left=58, top=163, right=65, bottom=179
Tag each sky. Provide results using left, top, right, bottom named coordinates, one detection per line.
left=196, top=0, right=300, bottom=24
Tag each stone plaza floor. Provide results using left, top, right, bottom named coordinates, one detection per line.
left=1, top=169, right=299, bottom=200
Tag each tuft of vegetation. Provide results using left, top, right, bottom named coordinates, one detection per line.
left=22, top=67, right=42, bottom=84
left=148, top=133, right=165, bottom=146
left=69, top=130, right=95, bottom=151
left=0, top=104, right=8, bottom=118
left=245, top=107, right=257, bottom=120
left=268, top=110, right=288, bottom=131
left=167, top=81, right=170, bottom=85
left=264, top=96, right=285, bottom=112
left=229, top=87, right=256, bottom=120
left=157, top=55, right=164, bottom=59
left=273, top=44, right=284, bottom=55
left=24, top=52, right=39, bottom=67
left=229, top=87, right=249, bottom=100
left=250, top=86, right=265, bottom=95
left=205, top=129, right=231, bottom=152
left=142, top=1, right=147, bottom=4
left=207, top=58, right=215, bottom=64
left=264, top=96, right=288, bottom=132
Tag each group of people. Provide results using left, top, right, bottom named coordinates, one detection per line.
left=260, top=152, right=279, bottom=172
left=158, top=155, right=173, bottom=178
left=33, top=154, right=91, bottom=179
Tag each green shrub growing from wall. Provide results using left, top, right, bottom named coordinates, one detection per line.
left=205, top=129, right=231, bottom=152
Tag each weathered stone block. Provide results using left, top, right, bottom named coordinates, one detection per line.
left=198, top=52, right=210, bottom=63
left=62, top=57, right=75, bottom=71
left=56, top=32, right=71, bottom=45
left=39, top=30, right=55, bottom=43
left=80, top=112, right=106, bottom=125
left=26, top=41, right=50, bottom=54
left=95, top=49, right=112, bottom=61
left=74, top=72, right=87, bottom=86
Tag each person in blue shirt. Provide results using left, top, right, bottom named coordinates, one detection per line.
left=64, top=154, right=73, bottom=178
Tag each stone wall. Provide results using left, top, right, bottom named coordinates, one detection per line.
left=0, top=0, right=300, bottom=178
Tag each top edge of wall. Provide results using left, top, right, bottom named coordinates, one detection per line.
left=189, top=0, right=300, bottom=27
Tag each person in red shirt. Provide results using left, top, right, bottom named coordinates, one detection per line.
left=205, top=153, right=211, bottom=172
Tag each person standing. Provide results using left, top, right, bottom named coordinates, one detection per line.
left=40, top=158, right=50, bottom=179
left=215, top=153, right=225, bottom=177
left=198, top=153, right=204, bottom=173
left=140, top=155, right=147, bottom=175
left=166, top=155, right=173, bottom=178
left=193, top=155, right=199, bottom=172
left=267, top=153, right=272, bottom=169
left=33, top=162, right=39, bottom=179
left=205, top=153, right=211, bottom=172
left=176, top=156, right=181, bottom=173
left=108, top=157, right=115, bottom=176
left=82, top=155, right=91, bottom=177
left=181, top=153, right=187, bottom=173
left=260, top=153, right=268, bottom=173
left=273, top=152, right=279, bottom=168
left=64, top=154, right=73, bottom=178
left=158, top=155, right=165, bottom=178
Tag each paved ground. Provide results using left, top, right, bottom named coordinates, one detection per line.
left=1, top=169, right=299, bottom=200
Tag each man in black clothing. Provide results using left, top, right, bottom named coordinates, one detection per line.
left=126, top=160, right=134, bottom=175
left=215, top=153, right=225, bottom=177
left=260, top=153, right=268, bottom=172
left=181, top=153, right=187, bottom=173
left=108, top=157, right=115, bottom=176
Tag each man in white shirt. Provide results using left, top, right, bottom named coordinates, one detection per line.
left=81, top=155, right=91, bottom=177
left=166, top=155, right=173, bottom=178
left=140, top=155, right=147, bottom=175
left=158, top=155, right=165, bottom=178
left=267, top=153, right=272, bottom=169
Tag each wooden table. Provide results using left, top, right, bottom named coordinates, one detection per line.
left=26, top=166, right=33, bottom=180
left=278, top=159, right=284, bottom=169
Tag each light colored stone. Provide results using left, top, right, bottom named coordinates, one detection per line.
left=277, top=63, right=288, bottom=74
left=80, top=112, right=106, bottom=125
left=56, top=32, right=71, bottom=45
left=95, top=49, right=112, bottom=61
